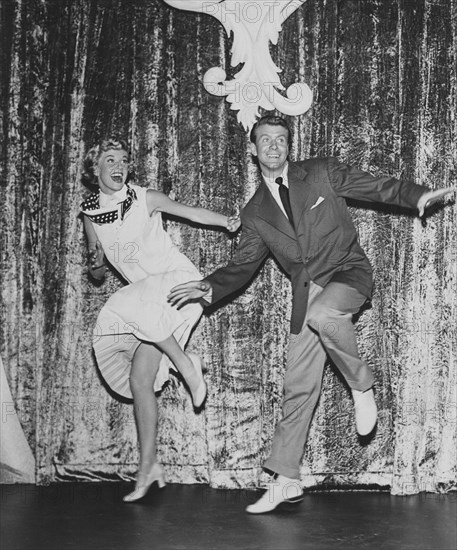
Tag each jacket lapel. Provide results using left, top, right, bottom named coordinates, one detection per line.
left=288, top=162, right=311, bottom=228
left=256, top=182, right=296, bottom=240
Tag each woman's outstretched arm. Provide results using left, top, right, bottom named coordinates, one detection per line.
left=146, top=189, right=240, bottom=232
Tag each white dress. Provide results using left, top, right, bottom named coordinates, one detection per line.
left=83, top=184, right=203, bottom=399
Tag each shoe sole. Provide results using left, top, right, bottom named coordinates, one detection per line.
left=285, top=494, right=305, bottom=503
left=246, top=493, right=304, bottom=514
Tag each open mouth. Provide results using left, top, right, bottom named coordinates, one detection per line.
left=110, top=172, right=124, bottom=184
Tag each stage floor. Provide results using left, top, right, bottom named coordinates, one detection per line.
left=1, top=483, right=455, bottom=550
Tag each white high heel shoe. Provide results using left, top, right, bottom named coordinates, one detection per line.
left=123, top=463, right=166, bottom=503
left=187, top=353, right=207, bottom=408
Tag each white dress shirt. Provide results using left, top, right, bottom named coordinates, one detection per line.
left=262, top=164, right=290, bottom=218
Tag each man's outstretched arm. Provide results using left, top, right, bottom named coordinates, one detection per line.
left=168, top=211, right=269, bottom=309
left=327, top=157, right=456, bottom=214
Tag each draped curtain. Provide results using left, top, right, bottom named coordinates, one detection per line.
left=1, top=0, right=456, bottom=494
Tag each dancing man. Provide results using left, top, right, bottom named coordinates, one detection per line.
left=168, top=115, right=455, bottom=514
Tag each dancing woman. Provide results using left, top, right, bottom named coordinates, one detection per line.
left=81, top=138, right=240, bottom=502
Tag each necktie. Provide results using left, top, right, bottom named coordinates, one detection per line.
left=275, top=177, right=294, bottom=226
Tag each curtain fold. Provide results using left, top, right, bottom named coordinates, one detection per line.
left=0, top=356, right=35, bottom=483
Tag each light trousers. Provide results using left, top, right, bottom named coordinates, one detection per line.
left=263, top=281, right=374, bottom=479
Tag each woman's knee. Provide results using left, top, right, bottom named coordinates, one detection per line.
left=130, top=371, right=156, bottom=397
left=130, top=349, right=160, bottom=395
left=129, top=371, right=147, bottom=393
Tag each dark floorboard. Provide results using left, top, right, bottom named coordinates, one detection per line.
left=1, top=483, right=455, bottom=550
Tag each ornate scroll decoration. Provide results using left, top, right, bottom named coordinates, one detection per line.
left=163, top=0, right=313, bottom=130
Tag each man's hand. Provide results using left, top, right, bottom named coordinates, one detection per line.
left=417, top=186, right=456, bottom=217
left=167, top=280, right=211, bottom=308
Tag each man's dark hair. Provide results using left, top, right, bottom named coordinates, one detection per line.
left=249, top=115, right=292, bottom=148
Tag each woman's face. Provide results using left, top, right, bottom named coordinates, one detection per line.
left=95, top=148, right=129, bottom=194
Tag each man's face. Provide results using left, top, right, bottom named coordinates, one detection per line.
left=250, top=124, right=289, bottom=176
left=95, top=149, right=129, bottom=194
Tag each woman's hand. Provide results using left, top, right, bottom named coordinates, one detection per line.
left=226, top=215, right=241, bottom=232
left=89, top=241, right=105, bottom=270
left=88, top=241, right=106, bottom=280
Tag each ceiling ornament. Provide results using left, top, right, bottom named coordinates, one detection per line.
left=163, top=1, right=313, bottom=130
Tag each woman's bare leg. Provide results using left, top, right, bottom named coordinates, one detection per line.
left=130, top=342, right=161, bottom=473
left=123, top=342, right=166, bottom=502
left=156, top=335, right=206, bottom=406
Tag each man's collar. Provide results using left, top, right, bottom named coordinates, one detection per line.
left=262, top=163, right=289, bottom=184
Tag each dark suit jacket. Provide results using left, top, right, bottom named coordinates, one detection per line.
left=206, top=157, right=428, bottom=334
